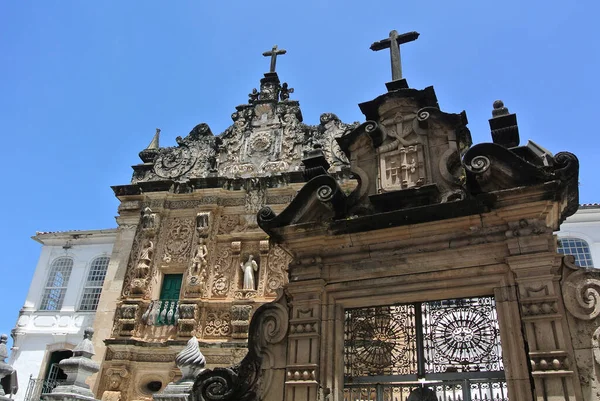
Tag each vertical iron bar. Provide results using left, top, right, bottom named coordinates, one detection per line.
left=415, top=302, right=425, bottom=377
left=376, top=384, right=383, bottom=401
left=463, top=379, right=470, bottom=401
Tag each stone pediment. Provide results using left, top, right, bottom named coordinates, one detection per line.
left=126, top=72, right=358, bottom=192
left=336, top=86, right=472, bottom=214
left=258, top=89, right=579, bottom=236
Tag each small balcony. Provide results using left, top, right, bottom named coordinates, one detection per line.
left=141, top=299, right=179, bottom=326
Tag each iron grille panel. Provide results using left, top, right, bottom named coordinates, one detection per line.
left=344, top=304, right=418, bottom=378
left=422, top=297, right=504, bottom=373
left=343, top=379, right=508, bottom=401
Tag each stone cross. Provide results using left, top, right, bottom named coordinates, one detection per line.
left=262, top=45, right=287, bottom=73
left=370, top=30, right=419, bottom=81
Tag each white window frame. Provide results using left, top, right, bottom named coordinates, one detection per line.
left=40, top=257, right=74, bottom=311
left=557, top=237, right=594, bottom=268
left=78, top=256, right=110, bottom=311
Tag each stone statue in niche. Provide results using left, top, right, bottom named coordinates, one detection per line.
left=240, top=255, right=258, bottom=290
left=191, top=238, right=208, bottom=274
left=141, top=207, right=156, bottom=230
left=137, top=240, right=154, bottom=269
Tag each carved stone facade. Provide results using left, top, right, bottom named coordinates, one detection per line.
left=92, top=39, right=595, bottom=401
left=94, top=63, right=328, bottom=401
left=189, top=44, right=590, bottom=401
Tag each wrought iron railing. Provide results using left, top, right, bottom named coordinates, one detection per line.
left=24, top=375, right=65, bottom=401
left=141, top=299, right=179, bottom=326
left=344, top=378, right=509, bottom=401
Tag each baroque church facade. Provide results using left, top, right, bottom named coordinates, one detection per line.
left=84, top=32, right=600, bottom=401
left=90, top=51, right=357, bottom=401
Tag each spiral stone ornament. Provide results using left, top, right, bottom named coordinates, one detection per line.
left=258, top=206, right=276, bottom=222
left=562, top=256, right=600, bottom=320
left=468, top=155, right=491, bottom=174
left=317, top=185, right=334, bottom=202
left=364, top=121, right=377, bottom=133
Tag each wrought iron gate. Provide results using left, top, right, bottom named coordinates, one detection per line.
left=344, top=297, right=509, bottom=401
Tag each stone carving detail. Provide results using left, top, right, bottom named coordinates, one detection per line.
left=279, top=82, right=293, bottom=101
left=141, top=207, right=157, bottom=233
left=133, top=123, right=217, bottom=183
left=167, top=198, right=218, bottom=209
left=204, top=310, right=231, bottom=337
left=265, top=245, right=290, bottom=296
left=562, top=255, right=600, bottom=320
left=193, top=292, right=289, bottom=401
left=212, top=245, right=232, bottom=297
left=177, top=303, right=198, bottom=336
left=217, top=214, right=247, bottom=235
left=130, top=239, right=154, bottom=297
left=377, top=110, right=427, bottom=192
left=313, top=113, right=355, bottom=171
left=245, top=179, right=267, bottom=214
left=105, top=366, right=130, bottom=392
left=186, top=238, right=209, bottom=298
left=231, top=304, right=253, bottom=339
left=162, top=217, right=195, bottom=264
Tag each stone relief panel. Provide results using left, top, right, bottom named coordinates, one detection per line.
left=160, top=217, right=195, bottom=265
left=311, top=113, right=356, bottom=172
left=122, top=228, right=146, bottom=298
left=217, top=214, right=248, bottom=235
left=211, top=243, right=233, bottom=298
left=377, top=107, right=427, bottom=192
left=203, top=309, right=232, bottom=338
left=264, top=245, right=291, bottom=296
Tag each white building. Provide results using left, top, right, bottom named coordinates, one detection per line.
left=556, top=204, right=600, bottom=269
left=9, top=229, right=116, bottom=401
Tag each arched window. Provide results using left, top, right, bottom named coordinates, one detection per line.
left=79, top=256, right=110, bottom=311
left=557, top=238, right=594, bottom=268
left=40, top=257, right=73, bottom=311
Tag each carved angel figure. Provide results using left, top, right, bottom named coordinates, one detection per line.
left=240, top=255, right=258, bottom=290
left=137, top=240, right=154, bottom=269
left=191, top=239, right=208, bottom=274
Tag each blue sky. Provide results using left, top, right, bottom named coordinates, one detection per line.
left=1, top=1, right=598, bottom=345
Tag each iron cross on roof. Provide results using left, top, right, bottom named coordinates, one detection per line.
left=262, top=45, right=287, bottom=73
left=370, top=30, right=420, bottom=81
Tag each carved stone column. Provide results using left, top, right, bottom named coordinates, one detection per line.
left=508, top=253, right=583, bottom=401
left=284, top=276, right=324, bottom=401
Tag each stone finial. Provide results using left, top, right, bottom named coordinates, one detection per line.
left=0, top=334, right=14, bottom=397
left=44, top=328, right=100, bottom=401
left=175, top=337, right=206, bottom=382
left=488, top=99, right=520, bottom=148
left=153, top=337, right=205, bottom=401
left=491, top=100, right=509, bottom=117
left=72, top=328, right=95, bottom=358
left=148, top=129, right=161, bottom=150
left=139, top=128, right=161, bottom=163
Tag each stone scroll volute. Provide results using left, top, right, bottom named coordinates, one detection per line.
left=562, top=255, right=600, bottom=321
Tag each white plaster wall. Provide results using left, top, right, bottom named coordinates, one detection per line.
left=556, top=207, right=600, bottom=269
left=9, top=230, right=116, bottom=401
